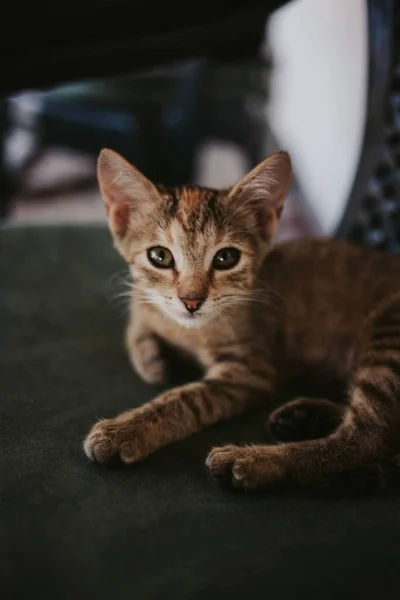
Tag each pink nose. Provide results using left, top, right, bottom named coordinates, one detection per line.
left=179, top=296, right=204, bottom=313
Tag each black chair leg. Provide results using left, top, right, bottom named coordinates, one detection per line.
left=336, top=0, right=399, bottom=252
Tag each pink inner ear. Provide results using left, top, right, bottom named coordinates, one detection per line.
left=111, top=203, right=131, bottom=236
left=256, top=206, right=283, bottom=241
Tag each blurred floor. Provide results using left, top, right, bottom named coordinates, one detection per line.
left=8, top=145, right=314, bottom=241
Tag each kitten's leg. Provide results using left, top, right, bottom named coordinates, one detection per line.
left=84, top=361, right=277, bottom=465
left=125, top=315, right=167, bottom=385
left=207, top=296, right=400, bottom=490
left=268, top=397, right=344, bottom=442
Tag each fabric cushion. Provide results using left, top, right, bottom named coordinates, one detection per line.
left=1, top=225, right=400, bottom=599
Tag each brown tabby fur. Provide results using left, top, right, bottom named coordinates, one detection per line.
left=84, top=148, right=400, bottom=492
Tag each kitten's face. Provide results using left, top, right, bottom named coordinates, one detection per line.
left=123, top=187, right=262, bottom=328
left=97, top=150, right=292, bottom=328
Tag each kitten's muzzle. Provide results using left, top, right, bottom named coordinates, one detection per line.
left=179, top=296, right=205, bottom=314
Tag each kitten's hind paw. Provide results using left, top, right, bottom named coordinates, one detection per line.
left=268, top=397, right=343, bottom=442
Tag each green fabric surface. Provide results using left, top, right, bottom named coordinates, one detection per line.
left=1, top=225, right=400, bottom=599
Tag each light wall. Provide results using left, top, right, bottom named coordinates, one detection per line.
left=266, top=0, right=368, bottom=234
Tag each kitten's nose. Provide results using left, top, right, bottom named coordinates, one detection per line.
left=179, top=296, right=204, bottom=313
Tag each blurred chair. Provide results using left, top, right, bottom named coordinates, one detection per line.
left=335, top=0, right=399, bottom=251
left=0, top=0, right=287, bottom=218
left=1, top=56, right=269, bottom=216
left=0, top=0, right=398, bottom=247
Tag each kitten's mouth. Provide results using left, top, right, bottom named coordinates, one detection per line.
left=181, top=311, right=202, bottom=321
left=159, top=301, right=212, bottom=328
left=175, top=310, right=210, bottom=328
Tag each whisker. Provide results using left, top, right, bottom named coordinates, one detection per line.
left=218, top=287, right=286, bottom=312
left=106, top=268, right=131, bottom=287
left=218, top=294, right=282, bottom=308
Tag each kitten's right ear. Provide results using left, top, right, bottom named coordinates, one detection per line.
left=97, top=148, right=161, bottom=237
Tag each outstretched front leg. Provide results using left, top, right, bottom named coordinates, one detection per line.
left=207, top=296, right=400, bottom=490
left=84, top=360, right=277, bottom=465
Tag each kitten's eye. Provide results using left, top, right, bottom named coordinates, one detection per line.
left=212, top=247, right=241, bottom=270
left=147, top=246, right=175, bottom=269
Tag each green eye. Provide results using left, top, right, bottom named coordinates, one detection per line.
left=147, top=246, right=175, bottom=269
left=212, top=247, right=241, bottom=270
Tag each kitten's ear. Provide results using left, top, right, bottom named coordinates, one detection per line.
left=97, top=148, right=161, bottom=237
left=228, top=151, right=292, bottom=239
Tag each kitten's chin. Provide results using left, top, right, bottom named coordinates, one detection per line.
left=166, top=310, right=213, bottom=329
left=174, top=313, right=211, bottom=329
left=153, top=301, right=215, bottom=329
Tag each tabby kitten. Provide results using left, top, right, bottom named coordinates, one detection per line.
left=84, top=148, right=400, bottom=491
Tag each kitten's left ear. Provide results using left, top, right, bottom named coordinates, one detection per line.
left=228, top=151, right=292, bottom=239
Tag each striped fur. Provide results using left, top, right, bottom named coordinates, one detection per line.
left=84, top=149, right=400, bottom=493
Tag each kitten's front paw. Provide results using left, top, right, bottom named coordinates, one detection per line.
left=206, top=445, right=286, bottom=490
left=83, top=413, right=146, bottom=465
left=128, top=333, right=168, bottom=385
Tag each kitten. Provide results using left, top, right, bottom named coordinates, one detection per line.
left=84, top=148, right=400, bottom=492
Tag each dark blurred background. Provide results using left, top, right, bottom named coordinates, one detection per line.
left=1, top=0, right=397, bottom=247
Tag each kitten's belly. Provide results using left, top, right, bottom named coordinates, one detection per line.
left=282, top=324, right=357, bottom=397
